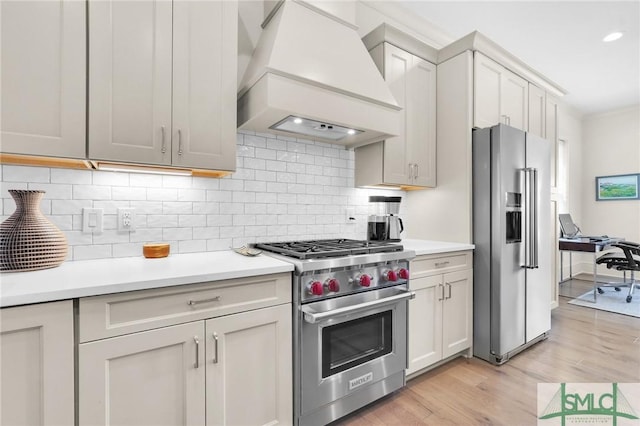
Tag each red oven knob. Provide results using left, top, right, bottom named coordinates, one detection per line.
left=307, top=281, right=324, bottom=296
left=325, top=278, right=340, bottom=293
left=397, top=268, right=410, bottom=280
left=383, top=270, right=398, bottom=282
left=358, top=274, right=372, bottom=287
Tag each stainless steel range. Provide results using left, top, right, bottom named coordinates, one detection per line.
left=255, top=239, right=416, bottom=426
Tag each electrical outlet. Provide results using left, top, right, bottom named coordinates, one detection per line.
left=117, top=208, right=136, bottom=231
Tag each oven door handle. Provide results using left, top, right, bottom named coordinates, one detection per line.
left=301, top=291, right=416, bottom=324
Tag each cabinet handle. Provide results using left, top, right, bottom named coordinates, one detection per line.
left=161, top=126, right=167, bottom=154
left=435, top=261, right=450, bottom=267
left=446, top=283, right=452, bottom=300
left=408, top=163, right=414, bottom=179
left=415, top=163, right=419, bottom=179
left=187, top=296, right=221, bottom=306
left=212, top=332, right=219, bottom=364
left=437, top=283, right=444, bottom=301
left=177, top=129, right=183, bottom=155
left=194, top=336, right=200, bottom=369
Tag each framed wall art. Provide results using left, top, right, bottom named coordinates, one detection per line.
left=595, top=173, right=640, bottom=201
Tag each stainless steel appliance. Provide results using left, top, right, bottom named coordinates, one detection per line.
left=255, top=239, right=415, bottom=426
left=367, top=196, right=404, bottom=242
left=472, top=124, right=551, bottom=365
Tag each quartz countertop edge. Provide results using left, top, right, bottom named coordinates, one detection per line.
left=0, top=240, right=474, bottom=308
left=401, top=239, right=475, bottom=256
left=0, top=251, right=294, bottom=308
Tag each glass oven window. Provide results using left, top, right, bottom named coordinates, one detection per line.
left=321, top=311, right=392, bottom=378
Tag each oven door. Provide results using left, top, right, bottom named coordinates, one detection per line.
left=299, top=286, right=413, bottom=416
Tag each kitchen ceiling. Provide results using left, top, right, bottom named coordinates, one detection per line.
left=396, top=1, right=640, bottom=116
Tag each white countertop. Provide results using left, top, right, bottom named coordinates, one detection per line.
left=0, top=251, right=294, bottom=308
left=0, top=240, right=472, bottom=308
left=401, top=239, right=474, bottom=256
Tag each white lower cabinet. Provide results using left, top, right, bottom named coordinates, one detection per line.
left=206, top=305, right=292, bottom=426
left=78, top=273, right=292, bottom=426
left=0, top=301, right=74, bottom=426
left=79, top=321, right=206, bottom=425
left=407, top=252, right=473, bottom=376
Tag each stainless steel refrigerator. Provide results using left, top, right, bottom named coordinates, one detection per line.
left=472, top=124, right=551, bottom=365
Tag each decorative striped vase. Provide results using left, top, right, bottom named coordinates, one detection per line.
left=0, top=190, right=68, bottom=272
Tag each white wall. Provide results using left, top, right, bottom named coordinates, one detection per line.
left=581, top=105, right=640, bottom=241
left=0, top=132, right=401, bottom=261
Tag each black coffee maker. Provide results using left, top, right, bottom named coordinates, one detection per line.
left=367, top=196, right=404, bottom=242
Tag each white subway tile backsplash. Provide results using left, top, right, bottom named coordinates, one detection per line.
left=3, top=165, right=50, bottom=182
left=163, top=227, right=193, bottom=241
left=73, top=185, right=111, bottom=200
left=1, top=133, right=403, bottom=261
left=51, top=168, right=92, bottom=184
left=178, top=188, right=206, bottom=202
left=94, top=171, right=129, bottom=187
left=193, top=202, right=219, bottom=214
left=178, top=239, right=207, bottom=254
left=73, top=244, right=112, bottom=260
left=130, top=174, right=163, bottom=188
left=178, top=214, right=206, bottom=227
left=112, top=187, right=146, bottom=201
left=130, top=201, right=164, bottom=214
left=147, top=214, right=178, bottom=228
left=163, top=201, right=192, bottom=215
left=147, top=188, right=178, bottom=201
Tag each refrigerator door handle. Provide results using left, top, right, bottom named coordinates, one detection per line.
left=523, top=167, right=539, bottom=269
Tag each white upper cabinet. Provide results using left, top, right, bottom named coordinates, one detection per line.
left=528, top=84, right=546, bottom=138
left=546, top=94, right=561, bottom=191
left=474, top=52, right=528, bottom=131
left=356, top=26, right=437, bottom=189
left=1, top=0, right=86, bottom=158
left=89, top=0, right=237, bottom=171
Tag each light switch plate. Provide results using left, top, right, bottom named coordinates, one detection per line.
left=82, top=208, right=103, bottom=234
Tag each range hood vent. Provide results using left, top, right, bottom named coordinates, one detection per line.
left=238, top=0, right=401, bottom=148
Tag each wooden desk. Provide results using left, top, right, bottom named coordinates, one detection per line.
left=558, top=237, right=623, bottom=301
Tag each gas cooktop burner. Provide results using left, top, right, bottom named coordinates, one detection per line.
left=255, top=239, right=403, bottom=260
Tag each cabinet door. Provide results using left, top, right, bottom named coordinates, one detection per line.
left=528, top=84, right=546, bottom=137
left=1, top=0, right=85, bottom=158
left=442, top=269, right=473, bottom=358
left=407, top=275, right=442, bottom=375
left=546, top=94, right=560, bottom=191
left=1, top=301, right=74, bottom=426
left=79, top=321, right=205, bottom=426
left=89, top=0, right=173, bottom=165
left=206, top=304, right=292, bottom=426
left=474, top=52, right=502, bottom=129
left=501, top=69, right=529, bottom=131
left=408, top=58, right=437, bottom=187
left=382, top=44, right=412, bottom=185
left=172, top=0, right=237, bottom=171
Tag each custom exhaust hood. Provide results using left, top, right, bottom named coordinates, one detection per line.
left=237, top=0, right=401, bottom=148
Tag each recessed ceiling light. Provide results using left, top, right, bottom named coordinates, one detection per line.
left=293, top=117, right=303, bottom=124
left=603, top=31, right=624, bottom=42
left=347, top=129, right=356, bottom=135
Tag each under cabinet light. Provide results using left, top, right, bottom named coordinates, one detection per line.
left=603, top=31, right=624, bottom=42
left=92, top=162, right=193, bottom=176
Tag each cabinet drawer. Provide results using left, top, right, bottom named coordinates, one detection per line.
left=411, top=251, right=472, bottom=278
left=79, top=273, right=291, bottom=342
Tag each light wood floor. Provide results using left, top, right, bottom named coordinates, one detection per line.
left=336, top=278, right=640, bottom=426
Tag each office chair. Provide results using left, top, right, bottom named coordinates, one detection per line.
left=595, top=241, right=640, bottom=303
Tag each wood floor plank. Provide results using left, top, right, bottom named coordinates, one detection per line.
left=335, top=279, right=640, bottom=426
